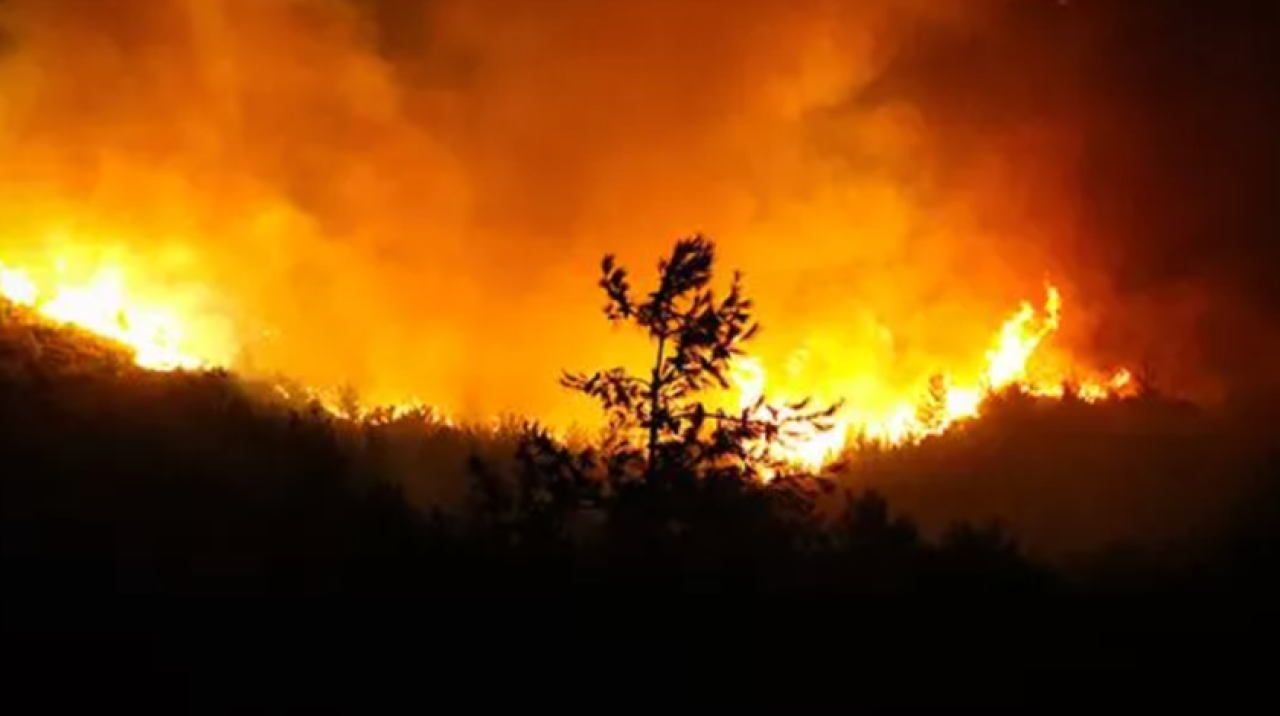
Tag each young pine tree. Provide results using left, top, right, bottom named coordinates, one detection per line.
left=562, top=235, right=839, bottom=485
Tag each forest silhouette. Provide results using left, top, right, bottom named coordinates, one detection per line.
left=3, top=237, right=1279, bottom=711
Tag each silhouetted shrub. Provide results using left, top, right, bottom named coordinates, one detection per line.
left=5, top=250, right=1280, bottom=710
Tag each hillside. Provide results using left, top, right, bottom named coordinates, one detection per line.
left=3, top=301, right=1280, bottom=710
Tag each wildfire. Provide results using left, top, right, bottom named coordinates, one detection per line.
left=0, top=245, right=442, bottom=422
left=1, top=246, right=1132, bottom=473
left=0, top=250, right=237, bottom=371
left=733, top=284, right=1134, bottom=472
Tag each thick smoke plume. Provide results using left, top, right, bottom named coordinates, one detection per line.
left=1, top=0, right=1274, bottom=420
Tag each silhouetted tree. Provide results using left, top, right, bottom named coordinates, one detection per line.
left=562, top=235, right=840, bottom=484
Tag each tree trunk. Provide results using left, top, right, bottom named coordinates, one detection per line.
left=647, top=333, right=666, bottom=481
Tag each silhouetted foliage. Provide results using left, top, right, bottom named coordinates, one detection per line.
left=561, top=235, right=840, bottom=485
left=4, top=265, right=1280, bottom=711
left=462, top=236, right=852, bottom=562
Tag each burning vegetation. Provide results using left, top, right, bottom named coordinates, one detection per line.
left=2, top=0, right=1177, bottom=430
left=0, top=248, right=234, bottom=371
left=4, top=2, right=1279, bottom=709
left=1, top=232, right=1135, bottom=476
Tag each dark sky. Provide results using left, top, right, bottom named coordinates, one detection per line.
left=873, top=0, right=1280, bottom=394
left=1083, top=0, right=1279, bottom=392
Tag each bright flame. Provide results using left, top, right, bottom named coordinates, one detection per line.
left=0, top=250, right=237, bottom=371
left=2, top=244, right=1132, bottom=469
left=734, top=284, right=1133, bottom=474
left=984, top=287, right=1060, bottom=388
left=0, top=246, right=449, bottom=423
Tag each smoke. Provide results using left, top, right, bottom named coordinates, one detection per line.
left=1, top=0, right=1271, bottom=420
left=865, top=0, right=1280, bottom=399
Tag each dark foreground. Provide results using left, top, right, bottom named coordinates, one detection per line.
left=2, top=328, right=1279, bottom=711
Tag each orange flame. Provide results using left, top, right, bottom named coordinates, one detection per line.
left=1, top=246, right=445, bottom=423
left=734, top=284, right=1133, bottom=474
left=0, top=249, right=237, bottom=371
left=2, top=245, right=1132, bottom=468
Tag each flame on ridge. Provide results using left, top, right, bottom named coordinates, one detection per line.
left=0, top=247, right=237, bottom=371
left=733, top=284, right=1135, bottom=472
left=0, top=245, right=466, bottom=428
left=1, top=247, right=1133, bottom=469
